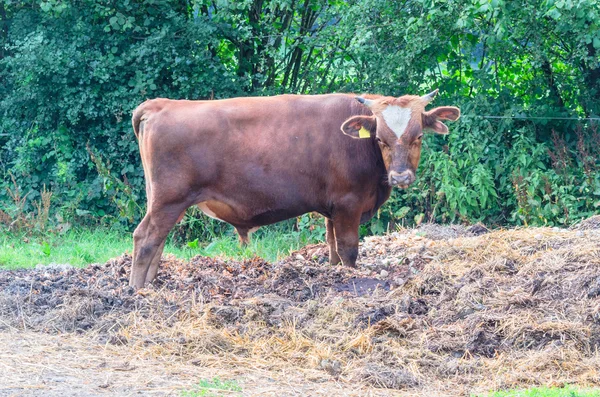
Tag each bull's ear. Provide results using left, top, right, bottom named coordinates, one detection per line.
left=422, top=106, right=460, bottom=135
left=341, top=115, right=377, bottom=139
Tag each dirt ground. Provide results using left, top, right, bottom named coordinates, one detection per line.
left=1, top=218, right=600, bottom=396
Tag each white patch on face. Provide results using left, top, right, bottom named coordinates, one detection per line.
left=381, top=106, right=412, bottom=138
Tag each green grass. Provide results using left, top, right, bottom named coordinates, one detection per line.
left=180, top=377, right=242, bottom=397
left=198, top=227, right=319, bottom=259
left=0, top=226, right=322, bottom=270
left=481, top=386, right=600, bottom=397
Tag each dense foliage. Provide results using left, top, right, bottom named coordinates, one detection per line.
left=1, top=0, right=599, bottom=238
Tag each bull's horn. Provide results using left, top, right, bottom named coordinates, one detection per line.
left=355, top=96, right=374, bottom=107
left=421, top=89, right=439, bottom=104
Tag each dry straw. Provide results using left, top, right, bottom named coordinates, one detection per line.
left=1, top=219, right=600, bottom=395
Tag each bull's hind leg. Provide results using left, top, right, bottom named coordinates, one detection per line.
left=130, top=203, right=187, bottom=288
left=332, top=209, right=361, bottom=268
left=236, top=227, right=250, bottom=246
left=235, top=226, right=259, bottom=246
left=325, top=218, right=341, bottom=265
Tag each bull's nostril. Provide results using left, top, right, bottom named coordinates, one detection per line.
left=390, top=172, right=414, bottom=186
left=392, top=175, right=409, bottom=185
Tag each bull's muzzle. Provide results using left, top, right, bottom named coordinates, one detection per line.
left=388, top=170, right=415, bottom=188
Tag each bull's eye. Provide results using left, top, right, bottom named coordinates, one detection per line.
left=412, top=135, right=423, bottom=147
left=376, top=137, right=390, bottom=148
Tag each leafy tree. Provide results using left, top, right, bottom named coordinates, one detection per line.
left=1, top=0, right=599, bottom=233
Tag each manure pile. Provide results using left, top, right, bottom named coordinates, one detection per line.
left=1, top=220, right=600, bottom=396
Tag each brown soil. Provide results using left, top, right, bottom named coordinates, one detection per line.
left=1, top=221, right=600, bottom=396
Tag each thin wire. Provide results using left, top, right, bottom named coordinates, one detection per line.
left=461, top=115, right=600, bottom=121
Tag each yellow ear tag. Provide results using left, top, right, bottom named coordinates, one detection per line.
left=358, top=126, right=371, bottom=139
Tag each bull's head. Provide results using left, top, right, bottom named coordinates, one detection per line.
left=341, top=89, right=460, bottom=188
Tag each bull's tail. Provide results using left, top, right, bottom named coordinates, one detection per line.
left=132, top=101, right=153, bottom=204
left=131, top=103, right=147, bottom=139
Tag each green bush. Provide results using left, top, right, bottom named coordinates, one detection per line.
left=385, top=118, right=600, bottom=227
left=0, top=0, right=241, bottom=229
left=1, top=0, right=599, bottom=240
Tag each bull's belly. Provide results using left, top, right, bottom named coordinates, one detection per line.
left=197, top=202, right=227, bottom=221
left=197, top=200, right=309, bottom=228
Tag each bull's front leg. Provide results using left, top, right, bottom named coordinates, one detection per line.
left=332, top=209, right=361, bottom=267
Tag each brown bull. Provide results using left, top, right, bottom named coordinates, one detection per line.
left=130, top=91, right=460, bottom=288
